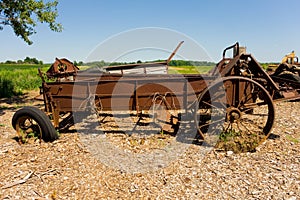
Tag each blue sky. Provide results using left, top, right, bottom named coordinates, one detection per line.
left=1, top=0, right=300, bottom=63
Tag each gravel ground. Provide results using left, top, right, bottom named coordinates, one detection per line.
left=0, top=93, right=299, bottom=199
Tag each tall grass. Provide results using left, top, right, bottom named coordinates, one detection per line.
left=0, top=64, right=50, bottom=98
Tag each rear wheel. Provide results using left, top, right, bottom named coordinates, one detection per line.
left=194, top=76, right=275, bottom=152
left=12, top=106, right=58, bottom=142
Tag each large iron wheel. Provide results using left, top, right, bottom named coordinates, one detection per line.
left=194, top=76, right=275, bottom=152
left=12, top=106, right=58, bottom=142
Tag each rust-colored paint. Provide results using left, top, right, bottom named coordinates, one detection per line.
left=46, top=58, right=79, bottom=81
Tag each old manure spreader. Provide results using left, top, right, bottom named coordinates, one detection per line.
left=12, top=42, right=300, bottom=151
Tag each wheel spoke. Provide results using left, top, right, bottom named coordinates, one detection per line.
left=238, top=120, right=255, bottom=133
left=199, top=100, right=226, bottom=114
left=198, top=118, right=225, bottom=129
left=210, top=91, right=227, bottom=106
left=239, top=118, right=265, bottom=132
left=243, top=100, right=268, bottom=109
left=245, top=113, right=269, bottom=117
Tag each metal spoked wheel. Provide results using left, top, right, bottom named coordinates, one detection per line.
left=194, top=76, right=275, bottom=152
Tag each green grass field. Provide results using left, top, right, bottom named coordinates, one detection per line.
left=0, top=64, right=97, bottom=98
left=0, top=64, right=50, bottom=97
left=168, top=66, right=213, bottom=74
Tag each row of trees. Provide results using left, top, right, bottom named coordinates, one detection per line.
left=168, top=60, right=215, bottom=66
left=1, top=58, right=88, bottom=66
left=2, top=57, right=43, bottom=65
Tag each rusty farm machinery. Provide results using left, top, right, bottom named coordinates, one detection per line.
left=11, top=42, right=300, bottom=151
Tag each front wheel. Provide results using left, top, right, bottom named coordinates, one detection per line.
left=12, top=106, right=58, bottom=142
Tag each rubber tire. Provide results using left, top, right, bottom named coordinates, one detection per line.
left=277, top=73, right=300, bottom=83
left=12, top=106, right=58, bottom=142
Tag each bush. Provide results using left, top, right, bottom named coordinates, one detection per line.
left=0, top=76, right=15, bottom=97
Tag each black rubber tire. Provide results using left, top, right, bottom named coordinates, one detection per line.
left=277, top=73, right=300, bottom=83
left=12, top=106, right=58, bottom=142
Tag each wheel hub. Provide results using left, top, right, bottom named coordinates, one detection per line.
left=226, top=107, right=242, bottom=122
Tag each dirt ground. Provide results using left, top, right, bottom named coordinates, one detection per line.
left=0, top=91, right=299, bottom=199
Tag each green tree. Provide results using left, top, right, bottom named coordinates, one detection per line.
left=31, top=57, right=39, bottom=64
left=5, top=60, right=15, bottom=64
left=24, top=56, right=31, bottom=63
left=23, top=56, right=40, bottom=64
left=0, top=0, right=62, bottom=45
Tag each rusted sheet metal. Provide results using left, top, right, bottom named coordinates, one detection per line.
left=46, top=58, right=79, bottom=81
left=44, top=73, right=212, bottom=114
